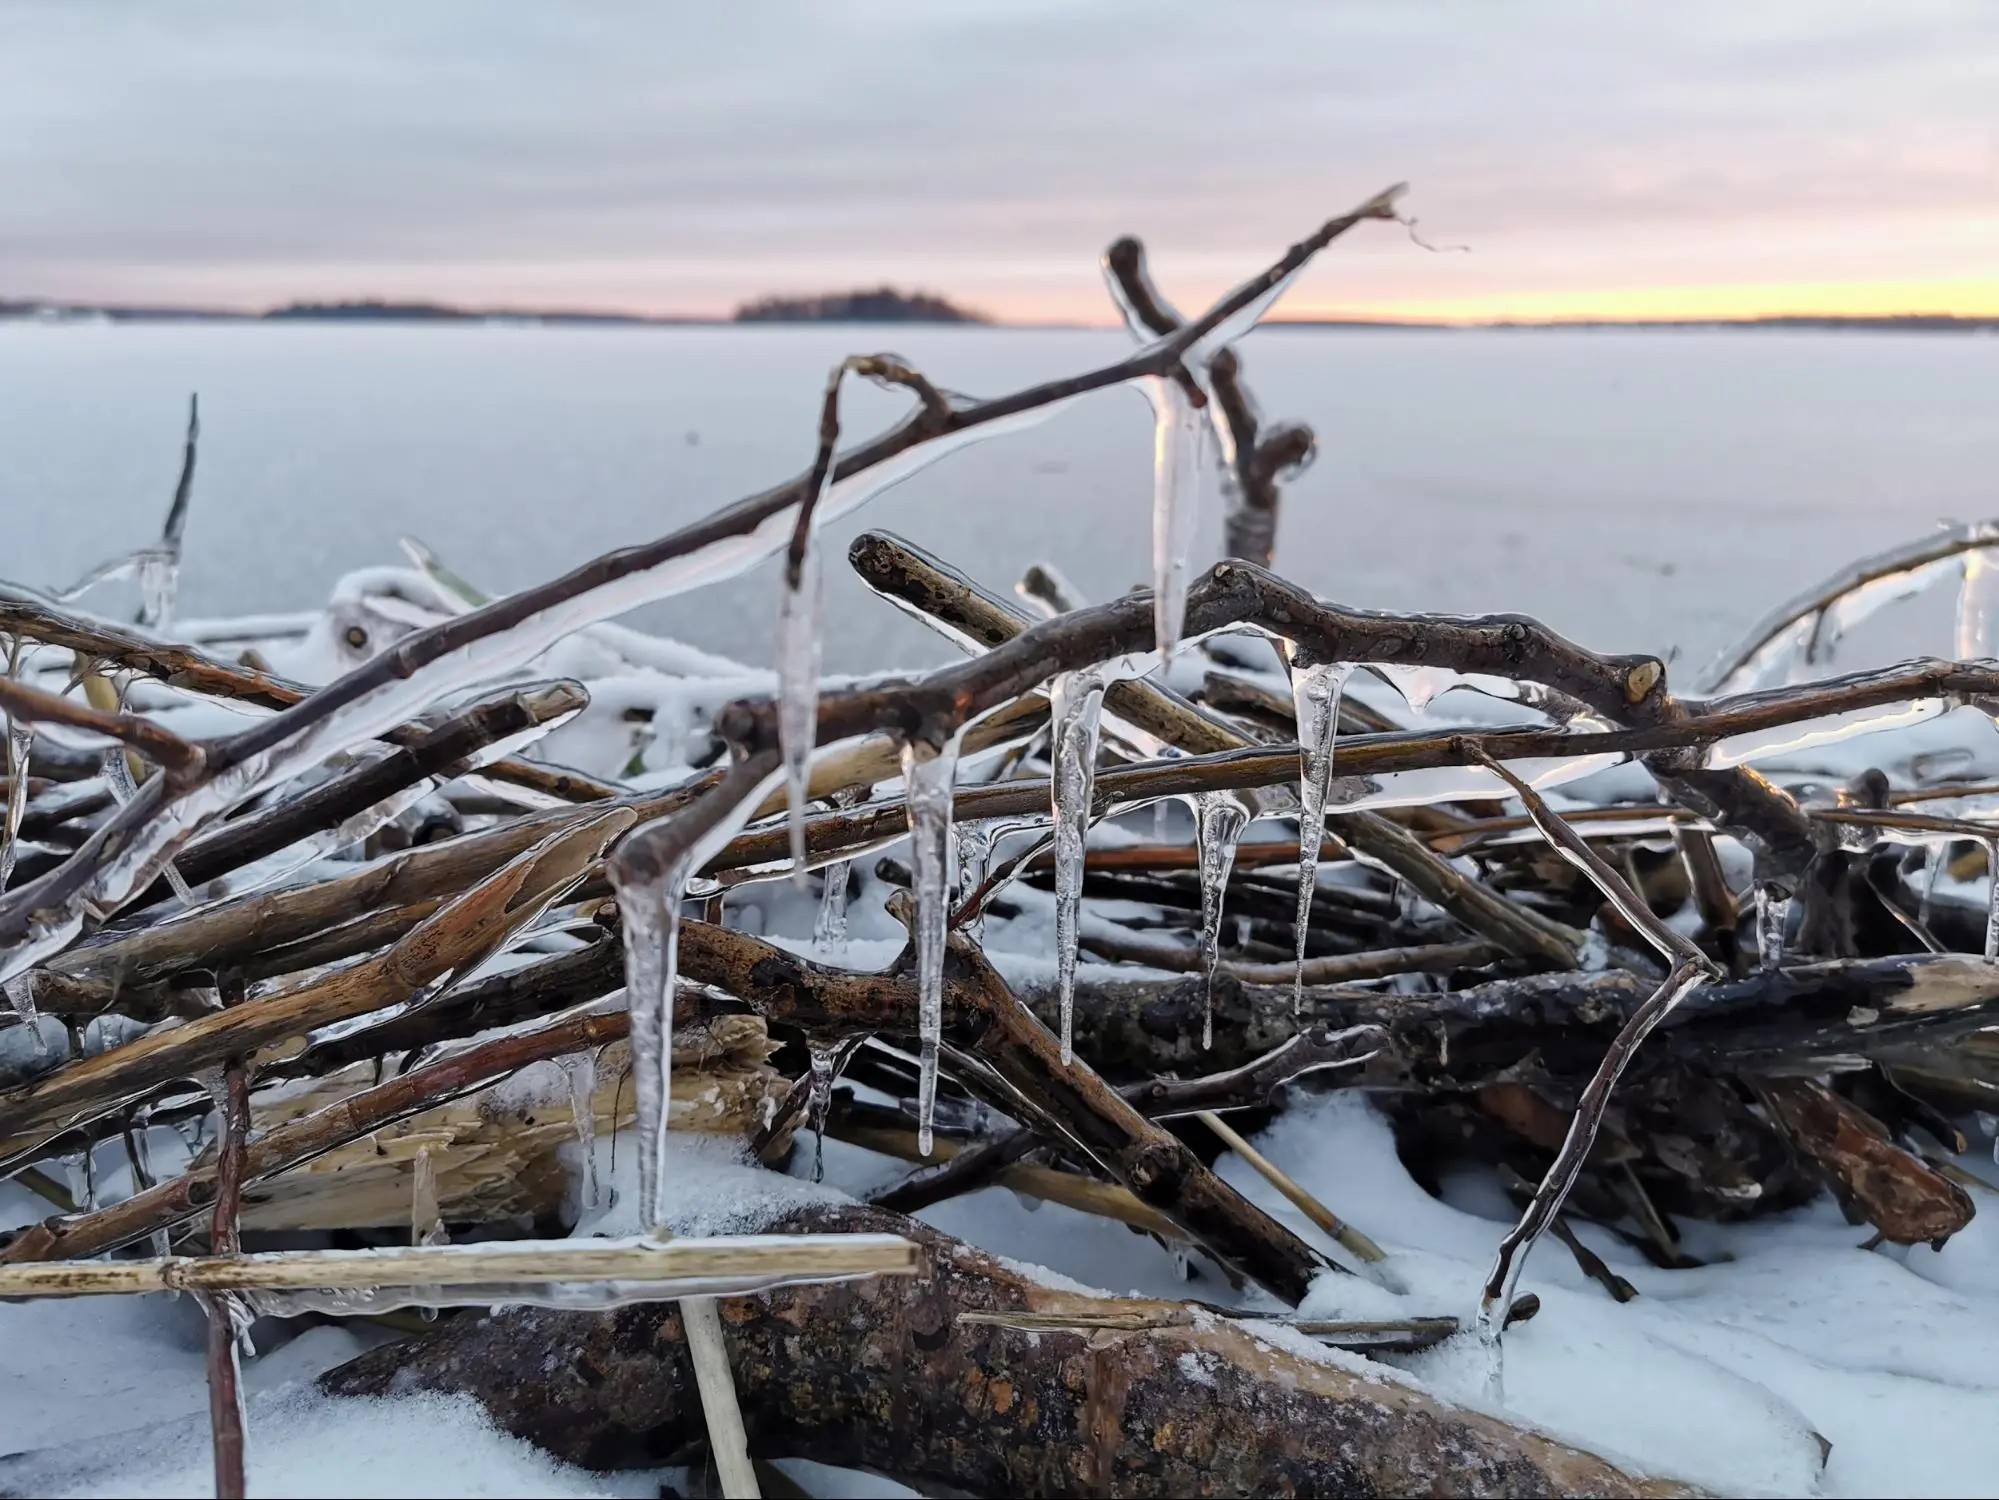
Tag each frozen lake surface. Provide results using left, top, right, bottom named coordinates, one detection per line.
left=3, top=323, right=1996, bottom=676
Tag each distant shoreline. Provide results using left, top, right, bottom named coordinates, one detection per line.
left=1, top=300, right=1993, bottom=335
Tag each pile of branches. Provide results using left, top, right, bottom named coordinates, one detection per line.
left=2, top=187, right=1997, bottom=1498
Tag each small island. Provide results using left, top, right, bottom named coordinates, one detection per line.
left=733, top=287, right=986, bottom=324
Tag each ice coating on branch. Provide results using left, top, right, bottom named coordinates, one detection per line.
left=1288, top=655, right=1351, bottom=1015
left=1142, top=376, right=1204, bottom=659
left=1960, top=541, right=1999, bottom=660
left=1705, top=699, right=1945, bottom=770
left=569, top=1049, right=600, bottom=1211
left=954, top=820, right=994, bottom=942
left=1471, top=963, right=1707, bottom=1399
left=806, top=1043, right=836, bottom=1184
left=812, top=859, right=851, bottom=951
left=776, top=515, right=826, bottom=877
left=0, top=399, right=1073, bottom=988
left=1193, top=791, right=1250, bottom=1049
left=1189, top=187, right=1406, bottom=361
left=1048, top=668, right=1107, bottom=1064
left=901, top=731, right=963, bottom=1156
left=1, top=712, right=31, bottom=898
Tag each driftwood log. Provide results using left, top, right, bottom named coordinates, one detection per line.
left=321, top=1203, right=1687, bottom=1498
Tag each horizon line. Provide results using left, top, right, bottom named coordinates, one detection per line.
left=7, top=292, right=1999, bottom=333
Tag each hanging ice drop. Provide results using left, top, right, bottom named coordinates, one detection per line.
left=1192, top=791, right=1250, bottom=1050
left=776, top=528, right=825, bottom=877
left=569, top=1049, right=600, bottom=1211
left=812, top=859, right=851, bottom=952
left=806, top=1043, right=836, bottom=1184
left=1048, top=669, right=1107, bottom=1063
left=1286, top=655, right=1351, bottom=1015
left=1142, top=376, right=1204, bottom=659
left=901, top=731, right=963, bottom=1155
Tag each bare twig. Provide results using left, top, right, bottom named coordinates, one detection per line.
left=204, top=1057, right=250, bottom=1500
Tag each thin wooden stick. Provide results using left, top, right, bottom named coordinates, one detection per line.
left=0, top=1234, right=922, bottom=1300
left=681, top=1294, right=761, bottom=1499
left=1196, top=1108, right=1387, bottom=1264
left=204, top=1057, right=250, bottom=1500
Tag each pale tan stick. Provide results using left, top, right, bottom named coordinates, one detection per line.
left=0, top=1233, right=920, bottom=1300
left=1197, top=1109, right=1388, bottom=1264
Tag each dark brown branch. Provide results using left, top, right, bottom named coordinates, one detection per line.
left=672, top=918, right=1326, bottom=1302
left=0, top=809, right=632, bottom=1154
left=0, top=676, right=205, bottom=780
left=204, top=1056, right=249, bottom=1500
left=135, top=679, right=588, bottom=908
left=317, top=1202, right=1678, bottom=1497
left=844, top=529, right=1584, bottom=963
left=872, top=1021, right=1382, bottom=1215
left=0, top=1007, right=632, bottom=1266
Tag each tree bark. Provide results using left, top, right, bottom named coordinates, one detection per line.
left=321, top=1203, right=1690, bottom=1498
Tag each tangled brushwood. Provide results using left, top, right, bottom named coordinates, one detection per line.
left=1, top=186, right=1995, bottom=1496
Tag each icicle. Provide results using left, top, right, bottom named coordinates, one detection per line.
left=901, top=730, right=963, bottom=1156
left=1048, top=669, right=1107, bottom=1064
left=812, top=859, right=851, bottom=952
left=569, top=1050, right=600, bottom=1212
left=1755, top=884, right=1790, bottom=968
left=1142, top=377, right=1204, bottom=660
left=953, top=821, right=994, bottom=942
left=1959, top=543, right=1999, bottom=660
left=125, top=1108, right=176, bottom=1268
left=806, top=1044, right=836, bottom=1184
left=617, top=875, right=680, bottom=1231
left=1921, top=844, right=1943, bottom=926
left=136, top=551, right=180, bottom=633
left=776, top=523, right=825, bottom=878
left=1, top=633, right=30, bottom=898
left=1192, top=791, right=1250, bottom=1049
left=614, top=766, right=783, bottom=1230
left=1985, top=840, right=1999, bottom=961
left=1287, top=655, right=1351, bottom=1015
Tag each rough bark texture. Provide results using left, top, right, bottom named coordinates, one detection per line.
left=321, top=1204, right=1689, bottom=1498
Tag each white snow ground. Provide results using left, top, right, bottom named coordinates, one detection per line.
left=9, top=1101, right=1996, bottom=1497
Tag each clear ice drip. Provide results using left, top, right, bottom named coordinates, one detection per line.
left=776, top=520, right=826, bottom=878
left=1048, top=668, right=1107, bottom=1064
left=125, top=1109, right=175, bottom=1264
left=569, top=1049, right=600, bottom=1211
left=1142, top=377, right=1204, bottom=660
left=136, top=552, right=180, bottom=633
left=900, top=732, right=963, bottom=1156
left=1960, top=543, right=1999, bottom=660
left=1985, top=841, right=1999, bottom=961
left=614, top=766, right=783, bottom=1230
left=806, top=1044, right=836, bottom=1184
left=1, top=713, right=31, bottom=900
left=953, top=822, right=995, bottom=942
left=1192, top=791, right=1250, bottom=1050
left=1755, top=884, right=1790, bottom=968
left=1287, top=656, right=1351, bottom=1015
left=812, top=860, right=851, bottom=951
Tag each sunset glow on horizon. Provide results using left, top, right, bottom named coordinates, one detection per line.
left=5, top=4, right=1996, bottom=333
